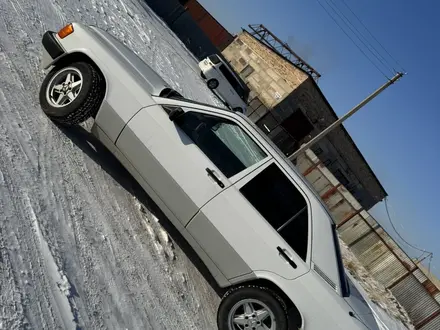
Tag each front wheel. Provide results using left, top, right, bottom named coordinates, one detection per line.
left=207, top=78, right=219, bottom=90
left=39, top=61, right=105, bottom=125
left=217, top=285, right=288, bottom=330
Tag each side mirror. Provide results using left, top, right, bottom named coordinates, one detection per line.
left=168, top=108, right=184, bottom=122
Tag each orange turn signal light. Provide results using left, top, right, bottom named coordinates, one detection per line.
left=58, top=24, right=74, bottom=39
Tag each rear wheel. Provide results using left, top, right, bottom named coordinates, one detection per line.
left=233, top=107, right=244, bottom=114
left=207, top=78, right=219, bottom=90
left=217, top=285, right=288, bottom=330
left=39, top=61, right=105, bottom=125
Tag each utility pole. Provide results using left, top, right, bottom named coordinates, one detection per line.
left=288, top=72, right=404, bottom=161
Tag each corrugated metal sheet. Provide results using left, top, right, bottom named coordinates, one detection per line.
left=420, top=314, right=440, bottom=330
left=390, top=270, right=440, bottom=326
left=414, top=268, right=429, bottom=283
left=297, top=151, right=440, bottom=328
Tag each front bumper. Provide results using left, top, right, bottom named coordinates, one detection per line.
left=41, top=31, right=65, bottom=69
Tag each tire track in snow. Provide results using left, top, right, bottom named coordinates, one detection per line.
left=0, top=225, right=27, bottom=330
left=24, top=193, right=78, bottom=330
left=0, top=0, right=220, bottom=329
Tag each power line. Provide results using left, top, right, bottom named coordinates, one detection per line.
left=325, top=0, right=396, bottom=74
left=315, top=0, right=390, bottom=78
left=384, top=197, right=431, bottom=255
left=415, top=250, right=429, bottom=261
left=338, top=0, right=406, bottom=72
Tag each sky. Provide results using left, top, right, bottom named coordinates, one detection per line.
left=198, top=0, right=440, bottom=276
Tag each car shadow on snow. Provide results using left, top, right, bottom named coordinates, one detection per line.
left=55, top=122, right=226, bottom=298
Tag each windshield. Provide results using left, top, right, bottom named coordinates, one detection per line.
left=208, top=55, right=221, bottom=65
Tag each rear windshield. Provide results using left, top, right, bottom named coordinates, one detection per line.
left=208, top=55, right=221, bottom=65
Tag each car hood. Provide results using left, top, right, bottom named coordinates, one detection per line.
left=344, top=276, right=380, bottom=330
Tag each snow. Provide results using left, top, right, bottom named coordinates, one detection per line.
left=0, top=0, right=410, bottom=329
left=25, top=192, right=78, bottom=329
left=341, top=242, right=412, bottom=330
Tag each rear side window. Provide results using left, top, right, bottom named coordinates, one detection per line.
left=240, top=164, right=309, bottom=261
left=219, top=64, right=239, bottom=86
left=218, top=64, right=247, bottom=100
left=208, top=55, right=221, bottom=64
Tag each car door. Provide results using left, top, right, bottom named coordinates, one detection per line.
left=188, top=158, right=312, bottom=280
left=116, top=102, right=268, bottom=228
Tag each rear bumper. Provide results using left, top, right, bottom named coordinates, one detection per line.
left=41, top=31, right=65, bottom=69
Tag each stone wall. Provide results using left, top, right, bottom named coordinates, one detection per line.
left=222, top=31, right=308, bottom=108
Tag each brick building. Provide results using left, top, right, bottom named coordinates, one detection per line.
left=222, top=27, right=387, bottom=210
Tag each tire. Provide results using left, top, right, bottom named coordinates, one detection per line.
left=233, top=107, right=244, bottom=114
left=207, top=78, right=219, bottom=90
left=200, top=71, right=206, bottom=79
left=217, top=285, right=288, bottom=330
left=39, top=61, right=105, bottom=125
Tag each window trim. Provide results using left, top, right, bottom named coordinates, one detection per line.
left=229, top=157, right=272, bottom=183
left=179, top=106, right=273, bottom=156
left=277, top=205, right=307, bottom=232
left=272, top=159, right=313, bottom=263
left=173, top=106, right=273, bottom=180
left=236, top=159, right=312, bottom=264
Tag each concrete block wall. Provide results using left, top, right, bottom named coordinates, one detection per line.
left=222, top=31, right=308, bottom=108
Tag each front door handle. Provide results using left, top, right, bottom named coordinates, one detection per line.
left=277, top=246, right=297, bottom=269
left=206, top=168, right=225, bottom=188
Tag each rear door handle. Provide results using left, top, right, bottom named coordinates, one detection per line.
left=277, top=246, right=297, bottom=269
left=206, top=168, right=225, bottom=188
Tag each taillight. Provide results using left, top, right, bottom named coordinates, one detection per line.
left=58, top=24, right=74, bottom=39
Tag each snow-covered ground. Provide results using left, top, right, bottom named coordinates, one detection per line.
left=341, top=243, right=412, bottom=330
left=0, top=0, right=410, bottom=329
left=0, top=0, right=222, bottom=329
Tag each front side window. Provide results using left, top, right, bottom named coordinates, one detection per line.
left=240, top=164, right=309, bottom=261
left=175, top=112, right=267, bottom=178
